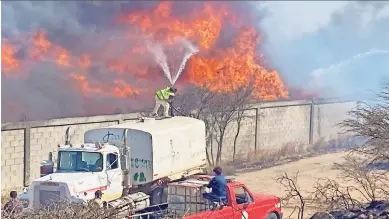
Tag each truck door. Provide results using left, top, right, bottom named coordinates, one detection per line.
left=104, top=152, right=123, bottom=201
left=183, top=200, right=235, bottom=219
left=232, top=185, right=255, bottom=219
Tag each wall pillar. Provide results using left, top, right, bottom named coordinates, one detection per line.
left=309, top=100, right=315, bottom=144
left=23, top=127, right=31, bottom=187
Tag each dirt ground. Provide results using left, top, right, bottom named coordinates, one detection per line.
left=233, top=151, right=349, bottom=219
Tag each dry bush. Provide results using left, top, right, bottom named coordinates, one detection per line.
left=276, top=153, right=389, bottom=218
left=311, top=178, right=363, bottom=211
left=333, top=155, right=389, bottom=203
left=307, top=135, right=354, bottom=154
left=1, top=199, right=128, bottom=219
left=276, top=172, right=307, bottom=219
left=221, top=137, right=353, bottom=174
left=339, top=85, right=389, bottom=164
left=311, top=155, right=389, bottom=212
left=2, top=194, right=9, bottom=204
left=229, top=142, right=305, bottom=170
left=276, top=85, right=389, bottom=216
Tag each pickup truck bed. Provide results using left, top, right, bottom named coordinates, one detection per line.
left=166, top=175, right=283, bottom=219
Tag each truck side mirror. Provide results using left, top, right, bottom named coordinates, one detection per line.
left=243, top=202, right=249, bottom=209
left=40, top=160, right=54, bottom=177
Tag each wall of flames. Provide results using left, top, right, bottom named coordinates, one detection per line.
left=2, top=1, right=291, bottom=122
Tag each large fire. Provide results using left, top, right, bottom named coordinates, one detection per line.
left=2, top=1, right=290, bottom=121
left=2, top=43, right=20, bottom=74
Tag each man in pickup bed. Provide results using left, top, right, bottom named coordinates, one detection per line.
left=203, top=167, right=227, bottom=204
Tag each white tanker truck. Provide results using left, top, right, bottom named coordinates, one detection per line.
left=18, top=116, right=207, bottom=213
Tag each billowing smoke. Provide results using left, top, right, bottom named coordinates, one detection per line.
left=255, top=1, right=389, bottom=100
left=2, top=1, right=154, bottom=121
left=2, top=1, right=290, bottom=122
left=5, top=1, right=357, bottom=122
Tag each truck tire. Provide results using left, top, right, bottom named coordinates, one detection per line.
left=265, top=212, right=278, bottom=219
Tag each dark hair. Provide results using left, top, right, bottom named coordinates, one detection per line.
left=213, top=166, right=222, bottom=175
left=170, top=87, right=177, bottom=93
left=95, top=190, right=102, bottom=198
left=10, top=191, right=17, bottom=198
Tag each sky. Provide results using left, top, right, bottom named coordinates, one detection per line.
left=256, top=1, right=389, bottom=99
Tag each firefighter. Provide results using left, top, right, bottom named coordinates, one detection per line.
left=151, top=87, right=177, bottom=117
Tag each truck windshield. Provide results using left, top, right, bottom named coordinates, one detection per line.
left=57, top=151, right=103, bottom=172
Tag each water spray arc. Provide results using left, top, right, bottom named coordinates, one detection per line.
left=146, top=37, right=199, bottom=86
left=146, top=40, right=172, bottom=83
left=170, top=38, right=199, bottom=85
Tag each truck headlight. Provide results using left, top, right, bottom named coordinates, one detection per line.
left=20, top=199, right=29, bottom=208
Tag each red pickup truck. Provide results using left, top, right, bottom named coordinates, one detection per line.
left=167, top=175, right=283, bottom=219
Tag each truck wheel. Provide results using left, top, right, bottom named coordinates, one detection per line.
left=265, top=212, right=278, bottom=219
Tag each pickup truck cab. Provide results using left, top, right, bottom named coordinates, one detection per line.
left=166, top=175, right=283, bottom=219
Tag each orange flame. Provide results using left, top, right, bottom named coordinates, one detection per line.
left=2, top=2, right=289, bottom=102
left=112, top=79, right=140, bottom=97
left=2, top=43, right=20, bottom=75
left=79, top=54, right=91, bottom=69
left=120, top=2, right=288, bottom=99
left=69, top=74, right=103, bottom=95
left=29, top=30, right=52, bottom=60
left=69, top=73, right=140, bottom=99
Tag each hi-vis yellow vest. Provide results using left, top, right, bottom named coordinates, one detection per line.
left=156, top=87, right=175, bottom=100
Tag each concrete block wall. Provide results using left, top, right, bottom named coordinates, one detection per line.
left=213, top=100, right=357, bottom=163
left=313, top=102, right=357, bottom=141
left=256, top=103, right=311, bottom=148
left=219, top=108, right=257, bottom=161
left=1, top=99, right=357, bottom=191
left=213, top=101, right=310, bottom=162
left=1, top=129, right=25, bottom=191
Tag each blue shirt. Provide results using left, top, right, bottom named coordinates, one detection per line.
left=207, top=175, right=227, bottom=199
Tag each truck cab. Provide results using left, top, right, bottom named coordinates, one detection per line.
left=18, top=142, right=127, bottom=211
left=165, top=175, right=283, bottom=219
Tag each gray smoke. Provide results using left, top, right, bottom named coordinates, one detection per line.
left=1, top=1, right=163, bottom=122
left=255, top=1, right=389, bottom=100
left=1, top=1, right=266, bottom=122
left=7, top=1, right=373, bottom=122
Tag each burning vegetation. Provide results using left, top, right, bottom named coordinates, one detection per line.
left=1, top=1, right=303, bottom=122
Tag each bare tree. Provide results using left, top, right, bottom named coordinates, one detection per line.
left=175, top=84, right=254, bottom=165
left=209, top=85, right=254, bottom=165
left=340, top=84, right=389, bottom=164
left=333, top=155, right=389, bottom=203
left=232, top=107, right=246, bottom=162
left=276, top=154, right=389, bottom=218
left=173, top=85, right=216, bottom=119
left=276, top=172, right=306, bottom=219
